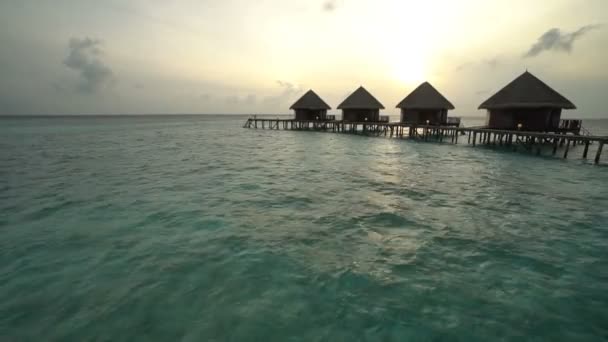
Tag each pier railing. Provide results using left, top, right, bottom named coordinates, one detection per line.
left=559, top=119, right=583, bottom=134
left=243, top=118, right=607, bottom=164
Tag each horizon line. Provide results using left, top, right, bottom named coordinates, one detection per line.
left=0, top=114, right=606, bottom=119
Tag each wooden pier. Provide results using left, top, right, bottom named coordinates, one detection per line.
left=243, top=118, right=608, bottom=164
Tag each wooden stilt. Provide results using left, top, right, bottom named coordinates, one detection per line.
left=595, top=142, right=604, bottom=164
left=552, top=138, right=558, bottom=156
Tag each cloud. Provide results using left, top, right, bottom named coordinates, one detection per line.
left=263, top=80, right=303, bottom=107
left=244, top=94, right=257, bottom=105
left=485, top=57, right=500, bottom=69
left=524, top=25, right=601, bottom=58
left=275, top=80, right=301, bottom=94
left=224, top=94, right=256, bottom=105
left=225, top=95, right=239, bottom=104
left=63, top=37, right=113, bottom=93
left=455, top=62, right=473, bottom=72
left=454, top=57, right=499, bottom=72
left=323, top=0, right=339, bottom=12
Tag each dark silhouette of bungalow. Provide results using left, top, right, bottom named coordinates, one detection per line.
left=397, top=82, right=455, bottom=125
left=479, top=71, right=576, bottom=131
left=290, top=90, right=331, bottom=120
left=337, top=86, right=385, bottom=122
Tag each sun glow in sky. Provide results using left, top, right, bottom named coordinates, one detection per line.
left=393, top=55, right=427, bottom=86
left=1, top=0, right=607, bottom=117
left=382, top=1, right=440, bottom=85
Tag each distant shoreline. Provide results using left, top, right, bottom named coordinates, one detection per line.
left=1, top=114, right=606, bottom=120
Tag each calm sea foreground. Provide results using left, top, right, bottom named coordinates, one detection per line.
left=1, top=115, right=607, bottom=341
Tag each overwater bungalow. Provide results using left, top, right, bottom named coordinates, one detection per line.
left=397, top=82, right=455, bottom=125
left=289, top=90, right=331, bottom=121
left=479, top=71, right=576, bottom=131
left=337, top=86, right=385, bottom=122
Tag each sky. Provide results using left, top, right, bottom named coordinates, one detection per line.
left=1, top=0, right=607, bottom=117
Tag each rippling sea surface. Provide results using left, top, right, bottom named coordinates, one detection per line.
left=1, top=115, right=608, bottom=341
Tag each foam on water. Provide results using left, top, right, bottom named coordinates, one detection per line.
left=1, top=115, right=608, bottom=341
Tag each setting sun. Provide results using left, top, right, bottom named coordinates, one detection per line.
left=393, top=54, right=427, bottom=85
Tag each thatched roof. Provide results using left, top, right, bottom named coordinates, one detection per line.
left=337, top=86, right=385, bottom=109
left=290, top=90, right=331, bottom=110
left=396, top=82, right=455, bottom=110
left=479, top=71, right=576, bottom=110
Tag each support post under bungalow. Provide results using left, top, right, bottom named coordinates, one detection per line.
left=583, top=141, right=590, bottom=159
left=552, top=138, right=558, bottom=156
left=563, top=139, right=570, bottom=159
left=595, top=142, right=604, bottom=164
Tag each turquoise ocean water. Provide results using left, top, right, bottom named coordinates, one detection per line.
left=1, top=115, right=608, bottom=341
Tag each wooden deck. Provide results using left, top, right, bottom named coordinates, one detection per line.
left=243, top=118, right=608, bottom=164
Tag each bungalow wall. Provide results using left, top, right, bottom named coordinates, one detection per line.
left=294, top=109, right=327, bottom=121
left=486, top=108, right=562, bottom=131
left=400, top=109, right=447, bottom=125
left=342, top=109, right=380, bottom=122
